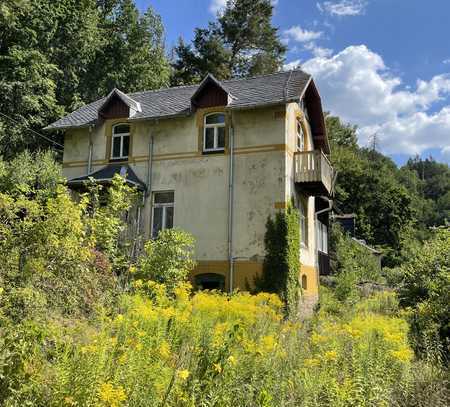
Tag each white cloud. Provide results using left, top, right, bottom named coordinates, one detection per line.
left=284, top=59, right=302, bottom=71
left=302, top=45, right=450, bottom=157
left=304, top=42, right=333, bottom=58
left=283, top=25, right=323, bottom=43
left=444, top=59, right=450, bottom=65
left=317, top=0, right=368, bottom=16
left=210, top=0, right=278, bottom=15
left=209, top=0, right=227, bottom=14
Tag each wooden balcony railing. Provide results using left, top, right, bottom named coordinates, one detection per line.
left=294, top=150, right=334, bottom=196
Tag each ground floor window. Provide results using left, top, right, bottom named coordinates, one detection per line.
left=317, top=220, right=328, bottom=254
left=195, top=273, right=225, bottom=291
left=152, top=191, right=174, bottom=238
left=299, top=198, right=308, bottom=246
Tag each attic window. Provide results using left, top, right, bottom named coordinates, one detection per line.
left=204, top=113, right=225, bottom=152
left=111, top=124, right=130, bottom=160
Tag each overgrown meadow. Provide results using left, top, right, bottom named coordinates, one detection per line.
left=0, top=152, right=448, bottom=406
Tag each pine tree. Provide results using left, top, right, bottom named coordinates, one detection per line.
left=171, top=0, right=286, bottom=85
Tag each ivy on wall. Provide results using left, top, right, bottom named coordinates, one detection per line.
left=256, top=203, right=301, bottom=318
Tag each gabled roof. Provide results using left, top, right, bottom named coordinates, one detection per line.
left=67, top=164, right=146, bottom=190
left=98, top=88, right=142, bottom=115
left=190, top=73, right=234, bottom=104
left=45, top=70, right=312, bottom=130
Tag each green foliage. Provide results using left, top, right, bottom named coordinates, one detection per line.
left=394, top=227, right=450, bottom=357
left=136, top=229, right=196, bottom=292
left=330, top=224, right=383, bottom=302
left=171, top=0, right=286, bottom=84
left=0, top=0, right=170, bottom=157
left=326, top=115, right=420, bottom=266
left=258, top=204, right=300, bottom=318
left=85, top=174, right=138, bottom=274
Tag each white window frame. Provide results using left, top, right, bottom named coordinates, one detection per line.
left=299, top=198, right=308, bottom=247
left=111, top=124, right=130, bottom=160
left=296, top=120, right=305, bottom=152
left=151, top=191, right=174, bottom=238
left=203, top=113, right=225, bottom=152
left=317, top=220, right=328, bottom=254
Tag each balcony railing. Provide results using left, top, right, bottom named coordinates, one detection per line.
left=294, top=150, right=334, bottom=196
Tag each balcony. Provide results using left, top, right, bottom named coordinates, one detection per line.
left=294, top=150, right=334, bottom=196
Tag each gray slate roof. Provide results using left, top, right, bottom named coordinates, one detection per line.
left=45, top=70, right=311, bottom=131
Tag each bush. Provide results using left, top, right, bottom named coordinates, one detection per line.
left=330, top=224, right=383, bottom=302
left=395, top=227, right=450, bottom=357
left=136, top=228, right=196, bottom=292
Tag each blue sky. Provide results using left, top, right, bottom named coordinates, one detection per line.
left=136, top=0, right=450, bottom=165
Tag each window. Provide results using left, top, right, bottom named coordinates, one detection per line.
left=296, top=120, right=305, bottom=151
left=152, top=191, right=174, bottom=238
left=204, top=113, right=225, bottom=152
left=299, top=199, right=308, bottom=246
left=111, top=124, right=130, bottom=160
left=301, top=274, right=308, bottom=290
left=195, top=273, right=225, bottom=291
left=317, top=220, right=328, bottom=254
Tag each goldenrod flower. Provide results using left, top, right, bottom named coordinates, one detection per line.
left=177, top=369, right=190, bottom=380
left=98, top=382, right=126, bottom=406
left=213, top=363, right=222, bottom=373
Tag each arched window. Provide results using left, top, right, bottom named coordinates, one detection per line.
left=195, top=273, right=225, bottom=291
left=111, top=124, right=130, bottom=159
left=301, top=274, right=307, bottom=290
left=203, top=113, right=225, bottom=152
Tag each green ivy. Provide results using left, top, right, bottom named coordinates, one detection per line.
left=257, top=203, right=301, bottom=318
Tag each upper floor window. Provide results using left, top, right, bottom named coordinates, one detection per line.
left=152, top=191, right=174, bottom=238
left=296, top=120, right=305, bottom=152
left=204, top=113, right=225, bottom=152
left=111, top=124, right=130, bottom=160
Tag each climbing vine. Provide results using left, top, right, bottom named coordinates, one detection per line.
left=257, top=203, right=301, bottom=318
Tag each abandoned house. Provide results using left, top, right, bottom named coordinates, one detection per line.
left=45, top=69, right=334, bottom=309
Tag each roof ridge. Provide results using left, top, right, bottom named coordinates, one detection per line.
left=222, top=68, right=308, bottom=84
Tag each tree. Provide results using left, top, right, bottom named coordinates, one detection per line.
left=80, top=0, right=170, bottom=102
left=171, top=0, right=286, bottom=85
left=0, top=0, right=170, bottom=158
left=325, top=114, right=358, bottom=150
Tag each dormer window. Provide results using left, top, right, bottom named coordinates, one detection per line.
left=204, top=113, right=225, bottom=152
left=297, top=120, right=305, bottom=152
left=111, top=124, right=130, bottom=160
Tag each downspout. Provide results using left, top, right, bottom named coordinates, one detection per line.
left=87, top=125, right=93, bottom=174
left=146, top=130, right=154, bottom=238
left=227, top=116, right=235, bottom=294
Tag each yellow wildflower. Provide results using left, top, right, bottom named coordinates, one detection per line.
left=391, top=348, right=413, bottom=362
left=159, top=341, right=171, bottom=359
left=115, top=314, right=124, bottom=323
left=213, top=363, right=222, bottom=373
left=324, top=350, right=338, bottom=361
left=227, top=355, right=237, bottom=365
left=311, top=332, right=327, bottom=345
left=261, top=334, right=276, bottom=352
left=304, top=358, right=320, bottom=367
left=98, top=382, right=126, bottom=407
left=128, top=265, right=137, bottom=274
left=133, top=279, right=144, bottom=289
left=177, top=369, right=190, bottom=380
left=135, top=343, right=143, bottom=351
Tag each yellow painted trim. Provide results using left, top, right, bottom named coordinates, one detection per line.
left=191, top=260, right=263, bottom=291
left=62, top=143, right=292, bottom=167
left=274, top=201, right=287, bottom=209
left=299, top=264, right=319, bottom=296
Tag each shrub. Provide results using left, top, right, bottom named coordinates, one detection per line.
left=395, top=227, right=450, bottom=357
left=136, top=228, right=196, bottom=292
